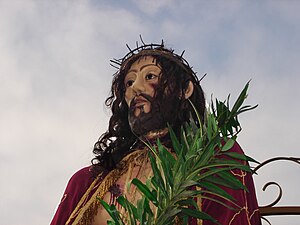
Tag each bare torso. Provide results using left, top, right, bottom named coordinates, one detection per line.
left=92, top=155, right=153, bottom=225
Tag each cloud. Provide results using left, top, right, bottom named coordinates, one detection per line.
left=0, top=1, right=146, bottom=224
left=1, top=1, right=300, bottom=225
left=130, top=0, right=173, bottom=15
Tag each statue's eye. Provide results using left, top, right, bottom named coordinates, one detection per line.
left=126, top=80, right=134, bottom=87
left=145, top=73, right=158, bottom=80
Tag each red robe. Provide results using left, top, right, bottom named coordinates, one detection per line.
left=50, top=143, right=261, bottom=225
left=50, top=166, right=95, bottom=225
left=201, top=143, right=261, bottom=224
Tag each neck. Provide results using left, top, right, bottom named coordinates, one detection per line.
left=143, top=127, right=169, bottom=141
left=135, top=127, right=170, bottom=148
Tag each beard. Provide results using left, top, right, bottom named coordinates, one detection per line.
left=128, top=93, right=180, bottom=136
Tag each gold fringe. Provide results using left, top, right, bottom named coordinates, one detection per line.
left=67, top=149, right=148, bottom=225
left=196, top=186, right=203, bottom=225
left=66, top=172, right=103, bottom=224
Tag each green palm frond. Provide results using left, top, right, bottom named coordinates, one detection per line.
left=100, top=82, right=258, bottom=225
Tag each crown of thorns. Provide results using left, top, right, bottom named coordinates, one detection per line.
left=110, top=38, right=206, bottom=83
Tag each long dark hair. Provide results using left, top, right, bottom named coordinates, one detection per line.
left=92, top=44, right=206, bottom=175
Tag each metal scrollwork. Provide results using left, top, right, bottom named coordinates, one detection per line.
left=255, top=157, right=300, bottom=224
left=260, top=181, right=282, bottom=208
left=254, top=157, right=300, bottom=173
left=261, top=216, right=272, bottom=225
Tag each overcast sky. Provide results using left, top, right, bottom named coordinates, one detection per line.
left=1, top=1, right=300, bottom=224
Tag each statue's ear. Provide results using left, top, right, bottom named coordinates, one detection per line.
left=184, top=81, right=194, bottom=99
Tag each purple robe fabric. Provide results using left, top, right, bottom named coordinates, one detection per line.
left=201, top=142, right=261, bottom=225
left=50, top=143, right=261, bottom=225
left=50, top=167, right=95, bottom=225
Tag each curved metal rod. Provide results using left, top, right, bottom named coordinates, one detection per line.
left=261, top=182, right=283, bottom=208
left=254, top=157, right=300, bottom=173
left=259, top=206, right=300, bottom=216
left=261, top=216, right=272, bottom=225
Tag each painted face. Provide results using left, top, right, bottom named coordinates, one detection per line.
left=124, top=55, right=194, bottom=136
left=124, top=56, right=166, bottom=136
left=124, top=56, right=161, bottom=117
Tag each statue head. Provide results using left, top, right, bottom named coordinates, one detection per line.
left=93, top=42, right=206, bottom=170
left=110, top=43, right=206, bottom=136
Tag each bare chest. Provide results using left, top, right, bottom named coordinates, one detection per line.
left=92, top=155, right=153, bottom=225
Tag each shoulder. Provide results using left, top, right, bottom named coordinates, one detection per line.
left=230, top=141, right=245, bottom=154
left=65, top=166, right=95, bottom=194
left=68, top=166, right=93, bottom=184
left=219, top=139, right=245, bottom=155
left=217, top=140, right=248, bottom=165
left=50, top=166, right=95, bottom=225
left=51, top=166, right=93, bottom=225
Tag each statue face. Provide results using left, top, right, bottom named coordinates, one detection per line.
left=124, top=56, right=161, bottom=117
left=123, top=55, right=195, bottom=136
left=124, top=56, right=163, bottom=135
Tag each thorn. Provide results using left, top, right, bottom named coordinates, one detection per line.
left=139, top=35, right=146, bottom=45
left=199, top=73, right=207, bottom=82
left=126, top=44, right=132, bottom=52
left=180, top=50, right=185, bottom=58
left=110, top=59, right=121, bottom=65
left=110, top=63, right=120, bottom=69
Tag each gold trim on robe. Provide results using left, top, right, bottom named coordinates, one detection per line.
left=67, top=149, right=149, bottom=225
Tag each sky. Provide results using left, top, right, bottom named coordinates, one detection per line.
left=1, top=0, right=300, bottom=224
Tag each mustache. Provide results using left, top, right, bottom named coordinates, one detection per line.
left=129, top=93, right=154, bottom=108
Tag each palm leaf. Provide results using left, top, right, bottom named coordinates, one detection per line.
left=99, top=82, right=258, bottom=224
